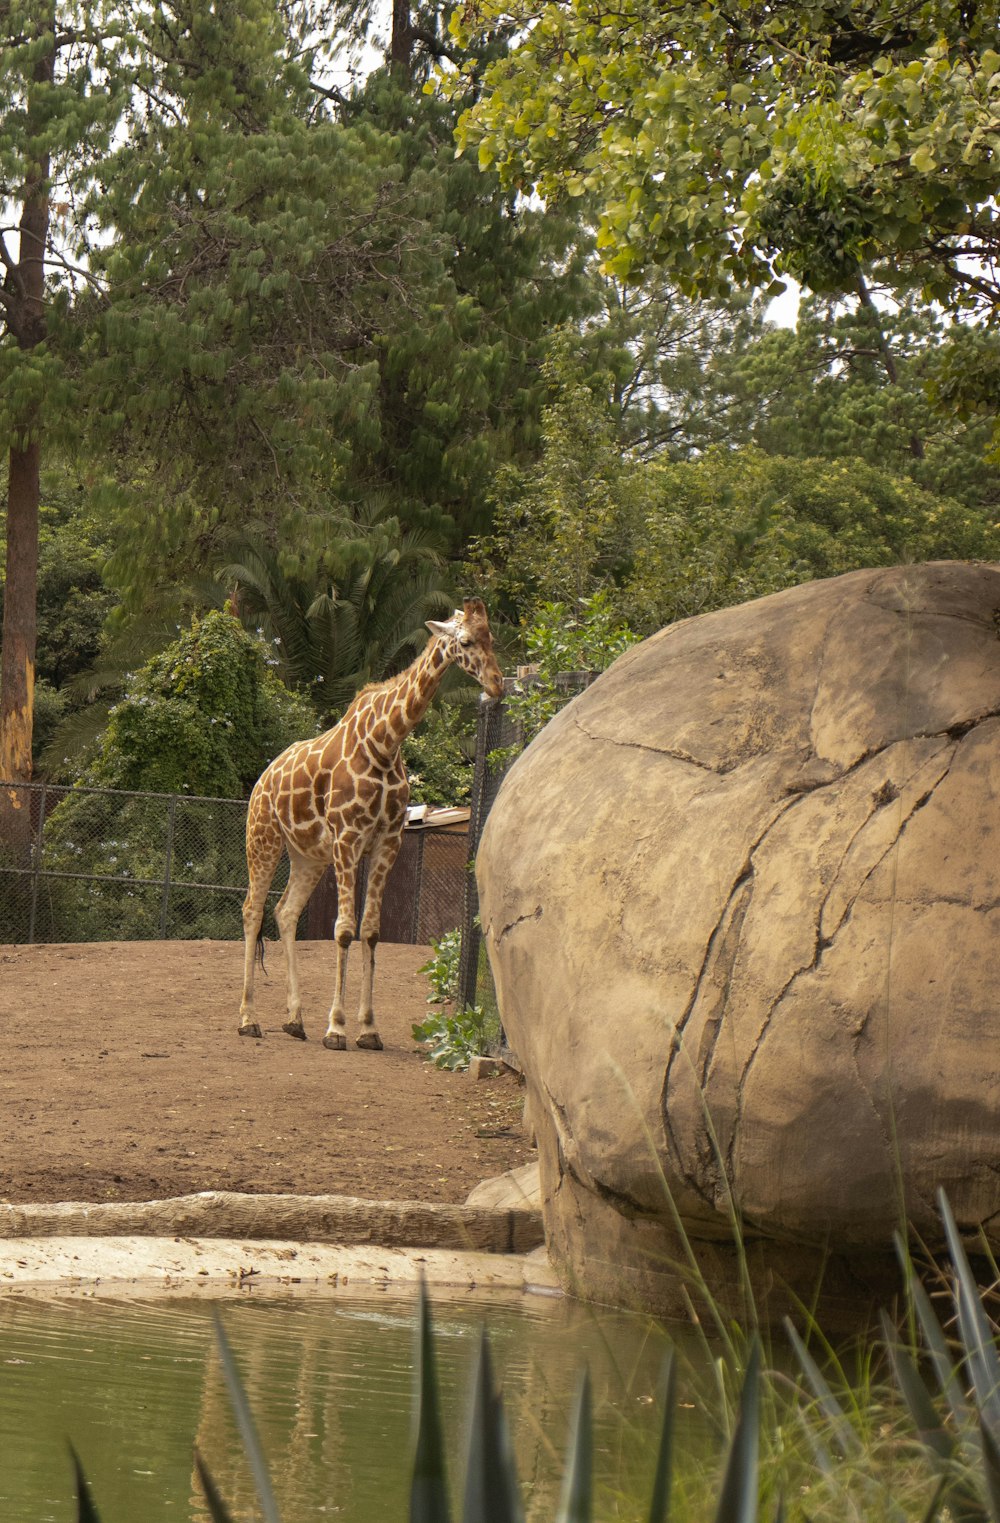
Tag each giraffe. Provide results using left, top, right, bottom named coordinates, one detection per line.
left=238, top=598, right=504, bottom=1049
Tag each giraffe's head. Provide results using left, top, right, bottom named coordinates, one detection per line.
left=427, top=599, right=504, bottom=701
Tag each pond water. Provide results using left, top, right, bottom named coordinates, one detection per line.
left=0, top=1288, right=715, bottom=1522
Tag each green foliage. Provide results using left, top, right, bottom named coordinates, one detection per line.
left=742, top=295, right=1000, bottom=506
left=419, top=927, right=463, bottom=1005
left=80, top=610, right=314, bottom=798
left=404, top=699, right=479, bottom=806
left=29, top=610, right=312, bottom=941
left=216, top=501, right=453, bottom=725
left=412, top=1003, right=495, bottom=1070
left=445, top=2, right=1000, bottom=319
left=471, top=339, right=1000, bottom=646
left=415, top=930, right=502, bottom=1068
left=469, top=335, right=643, bottom=617
left=500, top=593, right=638, bottom=755
left=625, top=450, right=1000, bottom=632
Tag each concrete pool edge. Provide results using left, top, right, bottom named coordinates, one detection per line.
left=0, top=1236, right=560, bottom=1298
left=0, top=1186, right=556, bottom=1299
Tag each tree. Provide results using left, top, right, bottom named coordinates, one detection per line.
left=469, top=356, right=1000, bottom=637
left=741, top=293, right=1000, bottom=508
left=444, top=1, right=1000, bottom=319
left=467, top=335, right=642, bottom=619
left=0, top=0, right=297, bottom=830
left=76, top=608, right=315, bottom=798
left=0, top=1, right=127, bottom=837
left=216, top=499, right=453, bottom=723
left=35, top=608, right=315, bottom=941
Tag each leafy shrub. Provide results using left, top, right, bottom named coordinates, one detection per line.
left=495, top=592, right=638, bottom=763
left=419, top=928, right=463, bottom=1005
left=412, top=1003, right=496, bottom=1070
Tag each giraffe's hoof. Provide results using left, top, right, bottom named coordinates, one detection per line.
left=238, top=1022, right=263, bottom=1040
left=356, top=1030, right=384, bottom=1051
left=322, top=1031, right=347, bottom=1051
left=282, top=1020, right=307, bottom=1041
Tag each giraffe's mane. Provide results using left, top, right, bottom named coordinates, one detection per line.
left=341, top=632, right=439, bottom=718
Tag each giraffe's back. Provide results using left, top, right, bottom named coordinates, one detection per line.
left=252, top=722, right=409, bottom=864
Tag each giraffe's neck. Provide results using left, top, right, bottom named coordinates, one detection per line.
left=355, top=636, right=451, bottom=755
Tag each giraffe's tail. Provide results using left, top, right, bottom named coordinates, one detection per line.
left=255, top=929, right=268, bottom=975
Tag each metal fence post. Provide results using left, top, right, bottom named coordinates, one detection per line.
left=410, top=830, right=425, bottom=944
left=27, top=783, right=47, bottom=945
left=159, top=793, right=178, bottom=938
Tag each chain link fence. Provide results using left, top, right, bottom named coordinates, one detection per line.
left=0, top=780, right=468, bottom=948
left=0, top=674, right=590, bottom=968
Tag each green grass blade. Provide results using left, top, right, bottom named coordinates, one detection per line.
left=212, top=1310, right=283, bottom=1523
left=555, top=1367, right=593, bottom=1523
left=647, top=1351, right=676, bottom=1523
left=68, top=1445, right=102, bottom=1523
left=919, top=1475, right=951, bottom=1523
left=194, top=1448, right=239, bottom=1523
left=712, top=1339, right=760, bottom=1523
left=462, top=1325, right=523, bottom=1523
left=938, top=1191, right=1000, bottom=1432
left=411, top=1278, right=452, bottom=1523
left=784, top=1321, right=860, bottom=1456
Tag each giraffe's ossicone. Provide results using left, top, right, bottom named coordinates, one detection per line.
left=238, top=599, right=504, bottom=1049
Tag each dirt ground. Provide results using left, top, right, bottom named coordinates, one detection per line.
left=0, top=940, right=534, bottom=1207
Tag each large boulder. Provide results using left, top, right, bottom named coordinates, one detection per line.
left=477, top=564, right=1000, bottom=1323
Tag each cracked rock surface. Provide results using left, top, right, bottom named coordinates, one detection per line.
left=477, top=564, right=1000, bottom=1313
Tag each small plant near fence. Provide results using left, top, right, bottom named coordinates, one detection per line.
left=415, top=927, right=500, bottom=1069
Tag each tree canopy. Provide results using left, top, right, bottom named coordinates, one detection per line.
left=444, top=1, right=1000, bottom=317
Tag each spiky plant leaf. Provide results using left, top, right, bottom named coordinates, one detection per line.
left=980, top=1419, right=1000, bottom=1523
left=896, top=1230, right=973, bottom=1432
left=194, top=1448, right=239, bottom=1523
left=411, top=1277, right=452, bottom=1523
left=712, top=1340, right=760, bottom=1523
left=784, top=1322, right=860, bottom=1456
left=647, top=1351, right=676, bottom=1523
left=880, top=1313, right=987, bottom=1523
left=69, top=1445, right=102, bottom=1523
left=462, top=1326, right=524, bottom=1523
left=880, top=1311, right=955, bottom=1466
left=555, top=1367, right=593, bottom=1523
left=212, top=1310, right=282, bottom=1523
left=938, top=1191, right=1000, bottom=1434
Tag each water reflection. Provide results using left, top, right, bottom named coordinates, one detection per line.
left=0, top=1290, right=709, bottom=1521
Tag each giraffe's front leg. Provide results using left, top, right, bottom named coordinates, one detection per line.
left=353, top=827, right=403, bottom=1050
left=322, top=853, right=358, bottom=1051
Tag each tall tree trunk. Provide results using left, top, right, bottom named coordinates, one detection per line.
left=0, top=21, right=53, bottom=859
left=390, top=0, right=412, bottom=79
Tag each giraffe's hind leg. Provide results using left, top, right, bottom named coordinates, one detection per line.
left=239, top=813, right=283, bottom=1038
left=353, top=825, right=404, bottom=1050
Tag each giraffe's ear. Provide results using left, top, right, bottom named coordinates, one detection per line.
left=426, top=619, right=451, bottom=638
